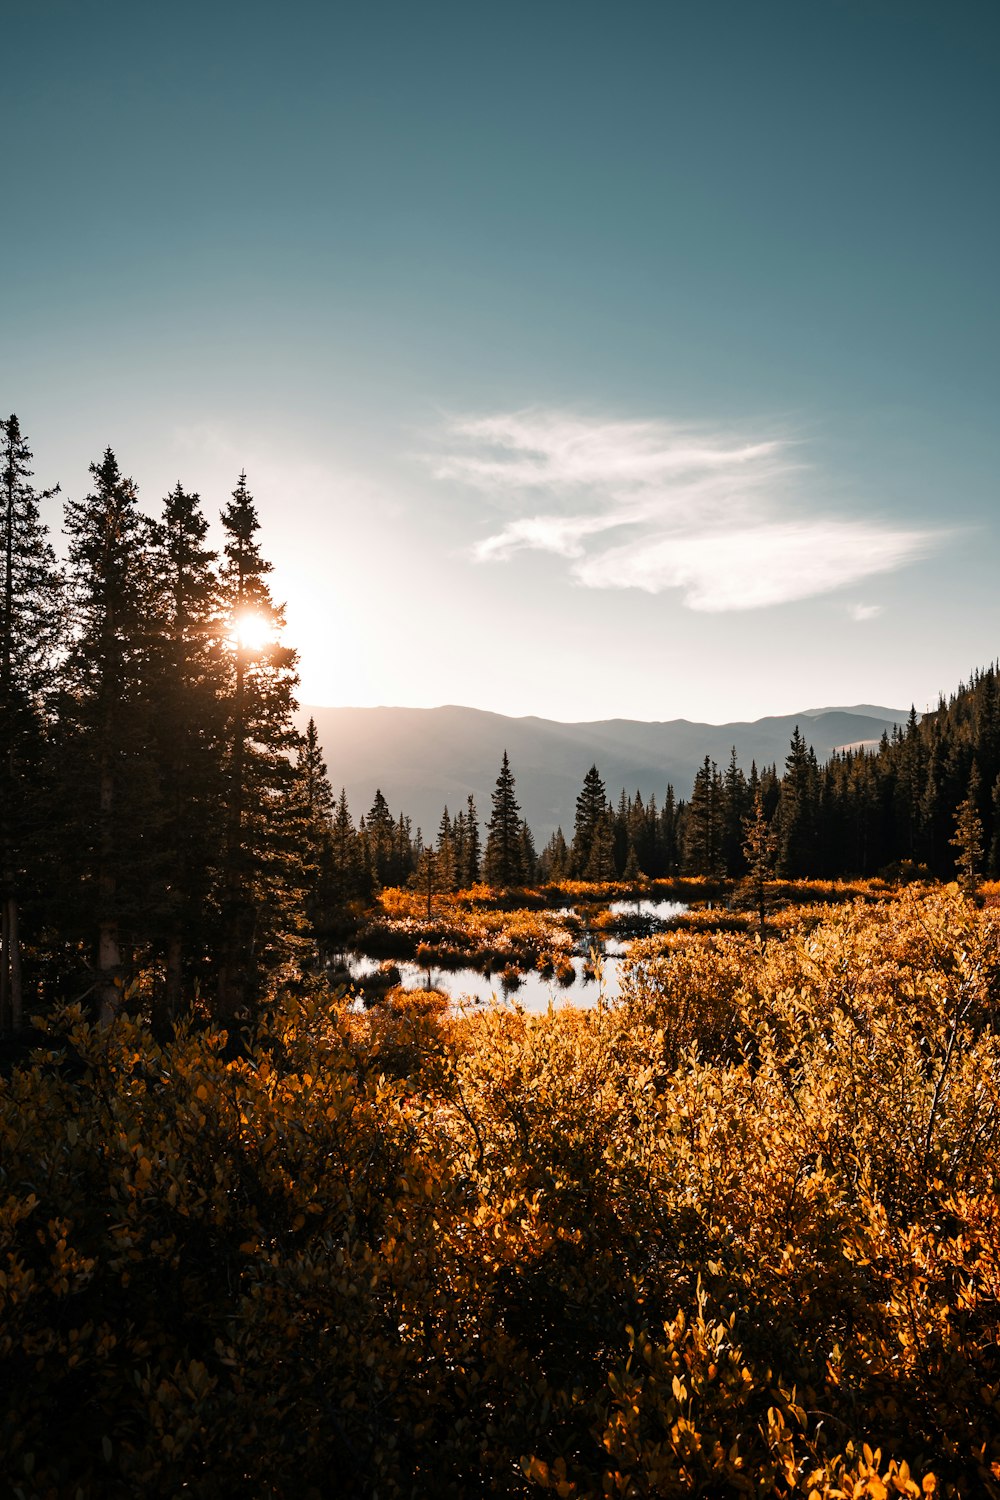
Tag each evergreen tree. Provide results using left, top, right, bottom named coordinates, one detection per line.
left=612, top=789, right=629, bottom=875
left=215, top=472, right=302, bottom=1026
left=331, top=788, right=365, bottom=904
left=571, top=764, right=607, bottom=876
left=391, top=812, right=415, bottom=886
left=776, top=727, right=818, bottom=877
left=950, top=769, right=984, bottom=898
left=147, top=482, right=226, bottom=1026
left=289, top=718, right=339, bottom=968
left=720, top=746, right=749, bottom=877
left=683, top=757, right=724, bottom=876
left=539, top=826, right=569, bottom=882
left=463, top=793, right=482, bottom=885
left=519, top=818, right=538, bottom=884
left=584, top=808, right=616, bottom=882
left=57, top=448, right=157, bottom=1022
left=436, top=807, right=457, bottom=892
left=742, top=789, right=777, bottom=938
left=413, top=842, right=439, bottom=918
left=484, top=751, right=523, bottom=888
left=364, top=790, right=396, bottom=887
left=627, top=791, right=654, bottom=878
left=657, top=789, right=681, bottom=876
left=0, top=416, right=61, bottom=1033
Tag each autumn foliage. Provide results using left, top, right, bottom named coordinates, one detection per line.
left=2, top=887, right=1000, bottom=1496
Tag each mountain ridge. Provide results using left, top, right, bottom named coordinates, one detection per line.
left=296, top=702, right=911, bottom=842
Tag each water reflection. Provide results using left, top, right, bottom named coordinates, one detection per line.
left=338, top=897, right=687, bottom=1014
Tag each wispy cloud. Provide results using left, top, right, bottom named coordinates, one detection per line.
left=849, top=602, right=884, bottom=623
left=430, top=409, right=941, bottom=612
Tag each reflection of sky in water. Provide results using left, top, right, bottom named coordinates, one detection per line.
left=608, top=899, right=688, bottom=921
left=393, top=958, right=624, bottom=1013
left=340, top=899, right=688, bottom=1013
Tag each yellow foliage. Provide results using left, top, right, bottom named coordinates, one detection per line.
left=1, top=890, right=999, bottom=1494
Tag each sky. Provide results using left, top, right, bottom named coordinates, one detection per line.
left=3, top=0, right=998, bottom=724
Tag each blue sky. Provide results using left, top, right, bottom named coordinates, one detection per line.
left=4, top=0, right=998, bottom=722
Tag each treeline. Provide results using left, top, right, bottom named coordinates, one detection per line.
left=419, top=670, right=1000, bottom=892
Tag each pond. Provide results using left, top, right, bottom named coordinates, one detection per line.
left=337, top=897, right=689, bottom=1013
left=607, top=898, right=690, bottom=923
left=341, top=947, right=625, bottom=1013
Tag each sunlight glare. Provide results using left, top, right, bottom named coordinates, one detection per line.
left=230, top=610, right=276, bottom=652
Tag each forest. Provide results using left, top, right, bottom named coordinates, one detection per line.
left=2, top=415, right=999, bottom=1496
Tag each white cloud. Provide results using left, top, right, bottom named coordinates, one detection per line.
left=430, top=409, right=942, bottom=613
left=575, top=525, right=929, bottom=611
left=849, top=602, right=884, bottom=622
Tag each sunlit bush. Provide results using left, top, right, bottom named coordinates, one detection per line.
left=2, top=888, right=999, bottom=1494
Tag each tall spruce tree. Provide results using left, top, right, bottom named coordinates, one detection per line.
left=742, top=789, right=777, bottom=938
left=58, top=449, right=156, bottom=1022
left=290, top=718, right=340, bottom=968
left=950, top=769, right=984, bottom=898
left=364, top=790, right=396, bottom=887
left=683, top=757, right=724, bottom=876
left=147, top=482, right=226, bottom=1026
left=215, top=472, right=302, bottom=1026
left=484, top=751, right=523, bottom=887
left=776, top=727, right=819, bottom=877
left=0, top=416, right=61, bottom=1032
left=463, top=793, right=482, bottom=885
left=571, top=764, right=607, bottom=876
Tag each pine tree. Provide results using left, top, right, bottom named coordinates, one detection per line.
left=147, top=482, right=226, bottom=1026
left=683, top=757, right=724, bottom=876
left=364, top=790, right=395, bottom=887
left=612, top=789, right=629, bottom=875
left=519, top=818, right=538, bottom=884
left=571, top=764, right=607, bottom=876
left=57, top=448, right=156, bottom=1023
left=720, top=747, right=749, bottom=876
left=331, top=788, right=365, bottom=904
left=391, top=812, right=415, bottom=885
left=950, top=769, right=984, bottom=898
left=436, top=807, right=457, bottom=891
left=742, top=789, right=777, bottom=938
left=215, top=472, right=302, bottom=1026
left=584, top=808, right=616, bottom=882
left=484, top=751, right=523, bottom=888
left=290, top=718, right=339, bottom=968
left=626, top=791, right=653, bottom=877
left=990, top=773, right=1000, bottom=878
left=463, top=794, right=482, bottom=885
left=414, top=842, right=439, bottom=918
left=657, top=788, right=680, bottom=876
left=539, top=826, right=569, bottom=881
left=776, top=727, right=818, bottom=878
left=0, top=416, right=61, bottom=1033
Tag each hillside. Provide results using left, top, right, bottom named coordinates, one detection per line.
left=297, top=702, right=909, bottom=837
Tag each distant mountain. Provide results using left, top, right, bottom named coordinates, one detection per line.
left=296, top=703, right=912, bottom=842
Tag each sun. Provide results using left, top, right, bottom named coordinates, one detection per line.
left=230, top=610, right=275, bottom=652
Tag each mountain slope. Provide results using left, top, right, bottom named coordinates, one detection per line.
left=296, top=703, right=911, bottom=840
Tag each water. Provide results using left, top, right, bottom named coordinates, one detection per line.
left=339, top=897, right=687, bottom=1014
left=344, top=954, right=626, bottom=1014
left=607, top=898, right=689, bottom=923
